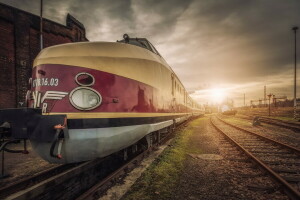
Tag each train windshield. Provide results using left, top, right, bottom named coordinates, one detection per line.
left=118, top=35, right=161, bottom=56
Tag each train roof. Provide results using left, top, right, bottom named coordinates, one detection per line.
left=34, top=41, right=170, bottom=69
left=33, top=41, right=174, bottom=88
left=33, top=36, right=192, bottom=102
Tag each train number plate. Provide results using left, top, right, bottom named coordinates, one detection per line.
left=32, top=78, right=59, bottom=87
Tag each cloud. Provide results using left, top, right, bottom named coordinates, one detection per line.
left=1, top=0, right=300, bottom=106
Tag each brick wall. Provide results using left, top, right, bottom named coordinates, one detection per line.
left=0, top=19, right=15, bottom=108
left=0, top=3, right=88, bottom=108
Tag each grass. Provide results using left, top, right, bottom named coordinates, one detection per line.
left=122, top=119, right=203, bottom=200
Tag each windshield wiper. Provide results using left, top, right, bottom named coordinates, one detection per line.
left=135, top=38, right=147, bottom=48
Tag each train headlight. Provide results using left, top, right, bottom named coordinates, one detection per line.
left=69, top=87, right=102, bottom=110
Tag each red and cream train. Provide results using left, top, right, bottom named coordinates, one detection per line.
left=0, top=34, right=204, bottom=163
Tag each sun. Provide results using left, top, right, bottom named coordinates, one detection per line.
left=210, top=88, right=226, bottom=103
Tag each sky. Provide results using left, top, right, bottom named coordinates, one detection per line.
left=1, top=0, right=300, bottom=106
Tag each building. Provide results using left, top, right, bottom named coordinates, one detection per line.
left=0, top=3, right=88, bottom=108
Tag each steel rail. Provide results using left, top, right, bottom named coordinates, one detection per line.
left=217, top=116, right=300, bottom=155
left=258, top=117, right=300, bottom=132
left=235, top=114, right=300, bottom=131
left=259, top=116, right=300, bottom=125
left=211, top=117, right=300, bottom=200
left=2, top=158, right=108, bottom=200
left=0, top=163, right=79, bottom=199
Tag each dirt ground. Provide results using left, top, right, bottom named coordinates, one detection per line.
left=122, top=116, right=290, bottom=200
left=0, top=140, right=58, bottom=188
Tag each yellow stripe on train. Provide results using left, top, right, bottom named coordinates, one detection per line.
left=45, top=112, right=192, bottom=119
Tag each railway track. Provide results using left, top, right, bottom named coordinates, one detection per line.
left=211, top=116, right=300, bottom=200
left=0, top=149, right=150, bottom=200
left=76, top=144, right=157, bottom=200
left=0, top=148, right=155, bottom=200
left=233, top=114, right=300, bottom=132
left=0, top=163, right=80, bottom=199
left=223, top=115, right=300, bottom=149
left=0, top=157, right=117, bottom=200
left=0, top=119, right=191, bottom=200
left=76, top=120, right=185, bottom=200
left=258, top=117, right=300, bottom=132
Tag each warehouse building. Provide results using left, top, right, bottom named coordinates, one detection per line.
left=0, top=3, right=88, bottom=108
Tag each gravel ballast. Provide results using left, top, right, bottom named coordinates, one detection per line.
left=122, top=116, right=289, bottom=200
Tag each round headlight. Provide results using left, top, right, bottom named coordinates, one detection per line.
left=75, top=72, right=95, bottom=86
left=69, top=87, right=102, bottom=110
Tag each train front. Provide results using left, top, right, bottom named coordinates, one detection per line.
left=0, top=42, right=121, bottom=163
left=27, top=63, right=104, bottom=163
left=1, top=42, right=107, bottom=163
left=0, top=40, right=169, bottom=163
left=28, top=42, right=127, bottom=164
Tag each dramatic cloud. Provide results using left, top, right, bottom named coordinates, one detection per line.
left=1, top=0, right=300, bottom=106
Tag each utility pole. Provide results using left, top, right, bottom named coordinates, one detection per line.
left=273, top=94, right=276, bottom=108
left=292, top=26, right=298, bottom=119
left=267, top=93, right=273, bottom=117
left=40, top=0, right=43, bottom=50
left=264, top=85, right=266, bottom=107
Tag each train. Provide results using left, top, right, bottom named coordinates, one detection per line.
left=0, top=34, right=204, bottom=164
